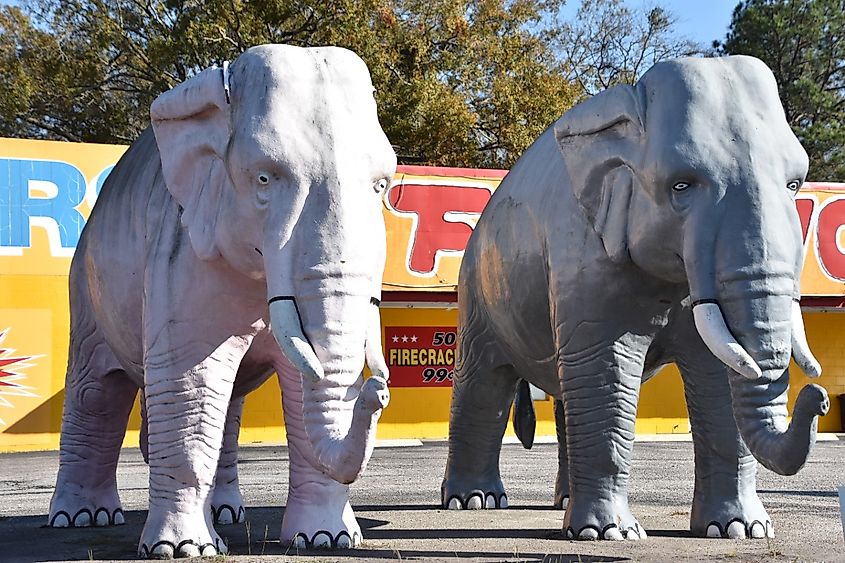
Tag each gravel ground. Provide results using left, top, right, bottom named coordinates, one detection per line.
left=0, top=438, right=843, bottom=562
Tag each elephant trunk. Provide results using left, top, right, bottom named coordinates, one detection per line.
left=718, top=282, right=828, bottom=475
left=269, top=273, right=389, bottom=485
left=683, top=193, right=828, bottom=475
left=694, top=270, right=829, bottom=475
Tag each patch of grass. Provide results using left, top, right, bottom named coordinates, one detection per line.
left=245, top=520, right=251, bottom=555
left=261, top=524, right=269, bottom=556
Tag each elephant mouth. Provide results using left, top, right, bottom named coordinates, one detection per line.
left=690, top=299, right=820, bottom=380
left=267, top=293, right=388, bottom=382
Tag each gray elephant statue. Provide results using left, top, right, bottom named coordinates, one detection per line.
left=441, top=55, right=830, bottom=541
left=48, top=44, right=396, bottom=557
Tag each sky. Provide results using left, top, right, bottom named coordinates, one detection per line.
left=559, top=0, right=739, bottom=48
left=657, top=0, right=738, bottom=46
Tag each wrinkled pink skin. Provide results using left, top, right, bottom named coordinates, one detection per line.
left=49, top=45, right=395, bottom=558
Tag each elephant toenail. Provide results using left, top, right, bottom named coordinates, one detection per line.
left=177, top=541, right=200, bottom=557
left=485, top=494, right=496, bottom=508
left=726, top=520, right=746, bottom=539
left=578, top=526, right=600, bottom=540
left=750, top=521, right=766, bottom=538
left=49, top=512, right=70, bottom=528
left=499, top=494, right=509, bottom=508
left=625, top=527, right=642, bottom=540
left=113, top=509, right=125, bottom=525
left=336, top=531, right=353, bottom=548
left=706, top=523, right=722, bottom=538
left=447, top=497, right=463, bottom=510
left=466, top=494, right=483, bottom=509
left=94, top=508, right=110, bottom=526
left=72, top=509, right=92, bottom=527
left=602, top=525, right=623, bottom=540
left=311, top=531, right=333, bottom=548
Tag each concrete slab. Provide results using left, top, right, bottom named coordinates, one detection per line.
left=0, top=439, right=843, bottom=562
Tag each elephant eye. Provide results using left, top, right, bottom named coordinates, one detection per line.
left=257, top=173, right=270, bottom=186
left=374, top=178, right=389, bottom=194
left=672, top=181, right=691, bottom=192
left=787, top=180, right=801, bottom=192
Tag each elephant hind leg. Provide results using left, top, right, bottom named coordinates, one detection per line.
left=443, top=360, right=519, bottom=510
left=443, top=291, right=520, bottom=510
left=211, top=396, right=246, bottom=525
left=50, top=313, right=137, bottom=528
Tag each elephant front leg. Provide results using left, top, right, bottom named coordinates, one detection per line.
left=677, top=356, right=772, bottom=539
left=277, top=365, right=361, bottom=548
left=211, top=396, right=246, bottom=525
left=138, top=340, right=246, bottom=558
left=560, top=333, right=647, bottom=540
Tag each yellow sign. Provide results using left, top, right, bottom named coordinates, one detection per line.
left=2, top=137, right=844, bottom=451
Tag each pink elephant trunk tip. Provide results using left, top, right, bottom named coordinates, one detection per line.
left=306, top=375, right=391, bottom=484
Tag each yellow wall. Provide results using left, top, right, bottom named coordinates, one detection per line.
left=1, top=137, right=844, bottom=453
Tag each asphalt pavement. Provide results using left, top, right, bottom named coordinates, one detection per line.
left=1, top=438, right=844, bottom=562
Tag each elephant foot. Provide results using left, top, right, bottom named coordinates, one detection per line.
left=281, top=497, right=362, bottom=549
left=210, top=482, right=245, bottom=525
left=441, top=476, right=508, bottom=510
left=138, top=509, right=225, bottom=558
left=554, top=494, right=569, bottom=510
left=563, top=496, right=646, bottom=540
left=691, top=494, right=774, bottom=539
left=49, top=483, right=124, bottom=527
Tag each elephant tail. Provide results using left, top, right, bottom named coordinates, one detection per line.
left=513, top=379, right=536, bottom=449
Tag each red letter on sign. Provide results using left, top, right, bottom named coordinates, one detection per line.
left=387, top=183, right=492, bottom=274
left=795, top=197, right=815, bottom=245
left=817, top=197, right=845, bottom=281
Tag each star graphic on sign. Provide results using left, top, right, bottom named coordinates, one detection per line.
left=392, top=335, right=399, bottom=343
left=401, top=335, right=409, bottom=343
left=410, top=335, right=418, bottom=342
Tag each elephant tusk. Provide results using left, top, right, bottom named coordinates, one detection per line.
left=790, top=300, right=822, bottom=377
left=692, top=301, right=762, bottom=379
left=364, top=297, right=389, bottom=380
left=268, top=297, right=324, bottom=382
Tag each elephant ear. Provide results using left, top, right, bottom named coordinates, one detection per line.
left=554, top=84, right=645, bottom=264
left=150, top=65, right=232, bottom=261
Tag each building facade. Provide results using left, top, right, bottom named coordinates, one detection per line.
left=1, top=139, right=843, bottom=452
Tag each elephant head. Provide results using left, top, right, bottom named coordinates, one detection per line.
left=150, top=45, right=396, bottom=483
left=554, top=55, right=829, bottom=475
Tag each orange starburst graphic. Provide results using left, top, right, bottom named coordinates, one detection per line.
left=0, top=329, right=39, bottom=427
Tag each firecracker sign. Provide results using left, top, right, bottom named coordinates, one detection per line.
left=384, top=326, right=456, bottom=387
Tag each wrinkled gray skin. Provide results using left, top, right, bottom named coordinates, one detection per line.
left=48, top=45, right=396, bottom=558
left=442, top=56, right=830, bottom=541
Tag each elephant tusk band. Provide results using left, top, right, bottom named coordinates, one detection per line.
left=692, top=302, right=762, bottom=379
left=790, top=300, right=822, bottom=377
left=268, top=297, right=324, bottom=382
left=364, top=298, right=390, bottom=381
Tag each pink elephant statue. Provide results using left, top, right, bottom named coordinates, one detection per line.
left=48, top=44, right=395, bottom=557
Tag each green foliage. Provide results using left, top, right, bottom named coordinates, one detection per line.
left=0, top=0, right=699, bottom=167
left=717, top=0, right=845, bottom=181
left=0, top=0, right=581, bottom=167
